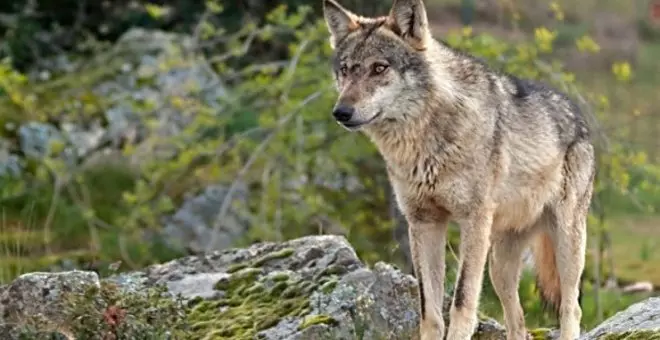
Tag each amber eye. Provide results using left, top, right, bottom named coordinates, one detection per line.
left=340, top=65, right=348, bottom=77
left=373, top=63, right=388, bottom=75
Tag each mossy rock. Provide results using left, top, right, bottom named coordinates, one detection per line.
left=600, top=330, right=660, bottom=340
left=581, top=297, right=660, bottom=340
left=0, top=235, right=536, bottom=339
left=135, top=236, right=422, bottom=339
left=189, top=265, right=320, bottom=339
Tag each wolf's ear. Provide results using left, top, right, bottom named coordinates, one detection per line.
left=387, top=0, right=431, bottom=50
left=323, top=0, right=359, bottom=49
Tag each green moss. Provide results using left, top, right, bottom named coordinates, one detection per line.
left=319, top=279, right=338, bottom=294
left=601, top=330, right=660, bottom=340
left=299, top=281, right=317, bottom=294
left=214, top=267, right=261, bottom=291
left=187, top=259, right=329, bottom=339
left=256, top=315, right=281, bottom=330
left=271, top=272, right=290, bottom=282
left=252, top=247, right=295, bottom=267
left=298, top=314, right=338, bottom=330
left=476, top=311, right=490, bottom=321
left=314, top=264, right=346, bottom=280
left=226, top=263, right=249, bottom=273
left=244, top=282, right=266, bottom=295
left=281, top=284, right=305, bottom=299
left=528, top=328, right=553, bottom=340
left=269, top=281, right=289, bottom=297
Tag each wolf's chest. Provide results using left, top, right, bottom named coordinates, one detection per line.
left=385, top=154, right=446, bottom=187
left=387, top=160, right=474, bottom=220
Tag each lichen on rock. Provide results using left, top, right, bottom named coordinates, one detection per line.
left=0, top=270, right=100, bottom=335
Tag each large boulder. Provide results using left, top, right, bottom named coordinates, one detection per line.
left=580, top=297, right=660, bottom=340
left=0, top=235, right=509, bottom=339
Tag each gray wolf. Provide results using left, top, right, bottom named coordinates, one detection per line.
left=321, top=0, right=596, bottom=339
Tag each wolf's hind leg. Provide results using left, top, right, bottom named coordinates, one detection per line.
left=489, top=230, right=530, bottom=340
left=554, top=141, right=594, bottom=340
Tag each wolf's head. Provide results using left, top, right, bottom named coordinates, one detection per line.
left=323, top=0, right=439, bottom=131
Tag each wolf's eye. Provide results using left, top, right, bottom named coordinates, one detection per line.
left=373, top=63, right=388, bottom=75
left=339, top=65, right=348, bottom=77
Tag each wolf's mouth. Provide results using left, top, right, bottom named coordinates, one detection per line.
left=341, top=109, right=383, bottom=129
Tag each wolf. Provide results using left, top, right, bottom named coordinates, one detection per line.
left=321, top=0, right=596, bottom=339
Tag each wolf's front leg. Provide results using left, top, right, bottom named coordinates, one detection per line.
left=409, top=221, right=448, bottom=340
left=446, top=212, right=493, bottom=340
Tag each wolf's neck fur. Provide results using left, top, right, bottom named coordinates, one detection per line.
left=363, top=40, right=484, bottom=175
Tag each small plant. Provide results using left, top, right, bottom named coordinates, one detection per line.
left=62, top=281, right=192, bottom=339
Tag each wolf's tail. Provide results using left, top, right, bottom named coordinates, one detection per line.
left=532, top=232, right=562, bottom=314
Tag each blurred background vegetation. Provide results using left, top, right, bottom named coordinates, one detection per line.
left=0, top=0, right=658, bottom=332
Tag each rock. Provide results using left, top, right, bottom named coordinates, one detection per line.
left=0, top=139, right=22, bottom=177
left=138, top=234, right=425, bottom=339
left=621, top=281, right=654, bottom=294
left=0, top=270, right=100, bottom=337
left=581, top=297, right=660, bottom=339
left=161, top=183, right=251, bottom=253
left=0, top=324, right=68, bottom=340
left=14, top=120, right=106, bottom=168
left=18, top=121, right=73, bottom=162
left=60, top=121, right=106, bottom=158
left=0, top=235, right=510, bottom=339
left=94, top=28, right=228, bottom=165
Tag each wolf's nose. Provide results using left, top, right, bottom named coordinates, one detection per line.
left=332, top=105, right=354, bottom=123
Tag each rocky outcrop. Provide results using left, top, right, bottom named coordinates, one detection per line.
left=0, top=235, right=503, bottom=339
left=0, top=235, right=657, bottom=339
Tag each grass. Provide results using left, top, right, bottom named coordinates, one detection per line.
left=477, top=252, right=655, bottom=331
left=608, top=215, right=660, bottom=286
left=0, top=163, right=185, bottom=284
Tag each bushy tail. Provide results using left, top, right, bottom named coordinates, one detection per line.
left=532, top=232, right=561, bottom=314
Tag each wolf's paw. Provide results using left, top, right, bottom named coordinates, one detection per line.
left=445, top=308, right=477, bottom=340
left=420, top=318, right=444, bottom=340
left=445, top=327, right=474, bottom=340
